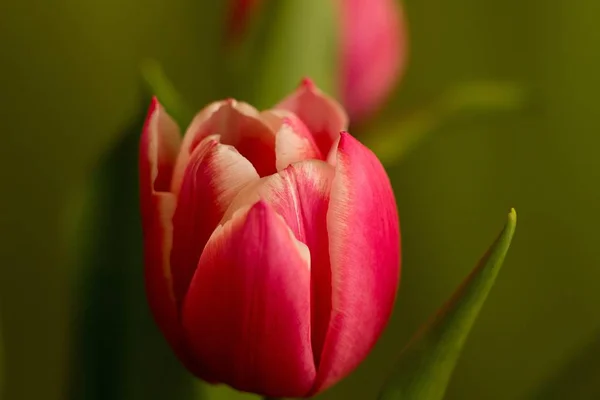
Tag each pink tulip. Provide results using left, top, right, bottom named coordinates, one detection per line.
left=228, top=0, right=408, bottom=121
left=139, top=79, right=400, bottom=397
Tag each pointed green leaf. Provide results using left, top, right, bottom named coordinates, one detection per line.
left=379, top=209, right=517, bottom=400
left=233, top=0, right=339, bottom=109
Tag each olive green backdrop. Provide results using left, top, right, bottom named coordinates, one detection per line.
left=1, top=0, right=600, bottom=399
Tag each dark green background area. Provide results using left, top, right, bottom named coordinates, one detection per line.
left=1, top=1, right=600, bottom=399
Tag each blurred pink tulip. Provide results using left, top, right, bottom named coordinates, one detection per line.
left=228, top=0, right=408, bottom=121
left=139, top=80, right=400, bottom=397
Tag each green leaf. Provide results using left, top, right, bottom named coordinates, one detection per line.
left=233, top=0, right=339, bottom=108
left=141, top=59, right=194, bottom=128
left=366, top=81, right=526, bottom=165
left=379, top=209, right=518, bottom=400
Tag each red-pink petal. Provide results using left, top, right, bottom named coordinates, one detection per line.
left=182, top=201, right=316, bottom=397
left=261, top=110, right=323, bottom=170
left=341, top=0, right=407, bottom=120
left=170, top=135, right=259, bottom=306
left=276, top=79, right=348, bottom=156
left=172, top=100, right=276, bottom=188
left=139, top=99, right=201, bottom=373
left=270, top=162, right=334, bottom=367
left=223, top=160, right=335, bottom=364
left=140, top=98, right=181, bottom=195
left=171, top=101, right=224, bottom=194
left=312, top=132, right=400, bottom=393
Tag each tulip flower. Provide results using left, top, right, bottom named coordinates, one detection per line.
left=139, top=79, right=400, bottom=397
left=228, top=0, right=408, bottom=121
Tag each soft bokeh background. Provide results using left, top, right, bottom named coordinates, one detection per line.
left=1, top=1, right=600, bottom=399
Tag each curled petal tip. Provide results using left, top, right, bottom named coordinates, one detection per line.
left=280, top=117, right=293, bottom=127
left=205, top=136, right=221, bottom=148
left=277, top=82, right=348, bottom=156
left=337, top=131, right=363, bottom=149
left=334, top=132, right=352, bottom=152
left=250, top=198, right=270, bottom=214
left=149, top=96, right=160, bottom=109
left=144, top=97, right=161, bottom=124
left=300, top=77, right=316, bottom=90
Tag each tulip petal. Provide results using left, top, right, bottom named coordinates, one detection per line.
left=140, top=98, right=181, bottom=195
left=139, top=99, right=193, bottom=369
left=223, top=160, right=334, bottom=364
left=312, top=132, right=400, bottom=393
left=182, top=201, right=316, bottom=397
left=171, top=135, right=259, bottom=306
left=172, top=100, right=276, bottom=189
left=260, top=110, right=323, bottom=171
left=276, top=79, right=348, bottom=156
left=341, top=0, right=407, bottom=120
left=171, top=101, right=224, bottom=193
left=269, top=162, right=334, bottom=367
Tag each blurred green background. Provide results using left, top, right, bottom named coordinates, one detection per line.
left=1, top=0, right=600, bottom=399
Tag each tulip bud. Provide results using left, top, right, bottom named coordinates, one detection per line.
left=227, top=0, right=408, bottom=122
left=139, top=80, right=400, bottom=397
